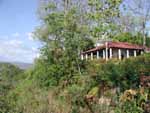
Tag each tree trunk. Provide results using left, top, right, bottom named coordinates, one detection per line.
left=63, top=0, right=70, bottom=14
left=84, top=98, right=95, bottom=113
left=143, top=21, right=146, bottom=47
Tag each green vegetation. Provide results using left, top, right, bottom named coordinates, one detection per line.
left=1, top=0, right=150, bottom=113
left=1, top=54, right=150, bottom=113
left=0, top=63, right=23, bottom=113
left=112, top=32, right=150, bottom=47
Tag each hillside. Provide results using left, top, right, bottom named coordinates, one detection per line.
left=1, top=54, right=149, bottom=113
left=12, top=62, right=33, bottom=70
left=0, top=61, right=32, bottom=70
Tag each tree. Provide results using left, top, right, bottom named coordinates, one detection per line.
left=0, top=63, right=23, bottom=113
left=116, top=13, right=138, bottom=33
left=35, top=0, right=94, bottom=85
left=87, top=0, right=122, bottom=39
left=122, top=0, right=150, bottom=46
left=112, top=32, right=143, bottom=45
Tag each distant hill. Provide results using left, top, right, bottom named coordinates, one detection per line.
left=0, top=61, right=33, bottom=70
left=12, top=62, right=33, bottom=70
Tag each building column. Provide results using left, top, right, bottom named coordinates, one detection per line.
left=105, top=42, right=108, bottom=61
left=141, top=51, right=144, bottom=55
left=97, top=51, right=99, bottom=59
left=103, top=50, right=105, bottom=59
left=127, top=49, right=129, bottom=58
left=91, top=52, right=93, bottom=60
left=118, top=49, right=121, bottom=60
left=85, top=54, right=88, bottom=60
left=81, top=54, right=84, bottom=60
left=134, top=50, right=137, bottom=57
left=109, top=48, right=112, bottom=59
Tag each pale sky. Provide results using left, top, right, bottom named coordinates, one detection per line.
left=0, top=0, right=41, bottom=63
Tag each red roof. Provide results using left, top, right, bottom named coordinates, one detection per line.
left=145, top=47, right=150, bottom=51
left=82, top=45, right=105, bottom=54
left=108, top=42, right=143, bottom=50
left=82, top=41, right=144, bottom=54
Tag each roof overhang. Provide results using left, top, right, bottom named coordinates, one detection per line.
left=82, top=41, right=145, bottom=54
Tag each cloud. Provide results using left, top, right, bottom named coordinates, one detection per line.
left=7, top=39, right=23, bottom=48
left=0, top=34, right=40, bottom=63
left=36, top=53, right=40, bottom=58
left=31, top=47, right=38, bottom=52
left=27, top=32, right=34, bottom=41
left=12, top=32, right=20, bottom=38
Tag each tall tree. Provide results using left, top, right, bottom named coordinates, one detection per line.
left=34, top=0, right=122, bottom=84
left=35, top=0, right=93, bottom=83
left=123, top=0, right=150, bottom=46
left=87, top=0, right=122, bottom=40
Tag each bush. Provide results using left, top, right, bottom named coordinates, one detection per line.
left=1, top=53, right=150, bottom=113
left=0, top=63, right=23, bottom=113
left=87, top=54, right=150, bottom=91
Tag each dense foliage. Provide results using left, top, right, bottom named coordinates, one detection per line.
left=0, top=63, right=23, bottom=113
left=0, top=54, right=150, bottom=113
left=112, top=32, right=150, bottom=47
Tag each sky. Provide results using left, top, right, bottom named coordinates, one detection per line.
left=0, top=0, right=41, bottom=63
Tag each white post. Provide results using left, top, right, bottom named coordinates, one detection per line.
left=91, top=52, right=93, bottom=60
left=127, top=49, right=129, bottom=58
left=105, top=42, right=108, bottom=61
left=134, top=50, right=137, bottom=57
left=141, top=51, right=144, bottom=55
left=109, top=48, right=112, bottom=59
left=85, top=54, right=88, bottom=60
left=118, top=49, right=121, bottom=60
left=97, top=51, right=99, bottom=59
left=81, top=54, right=84, bottom=60
left=103, top=50, right=105, bottom=59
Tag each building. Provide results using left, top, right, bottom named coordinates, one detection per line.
left=81, top=41, right=147, bottom=61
